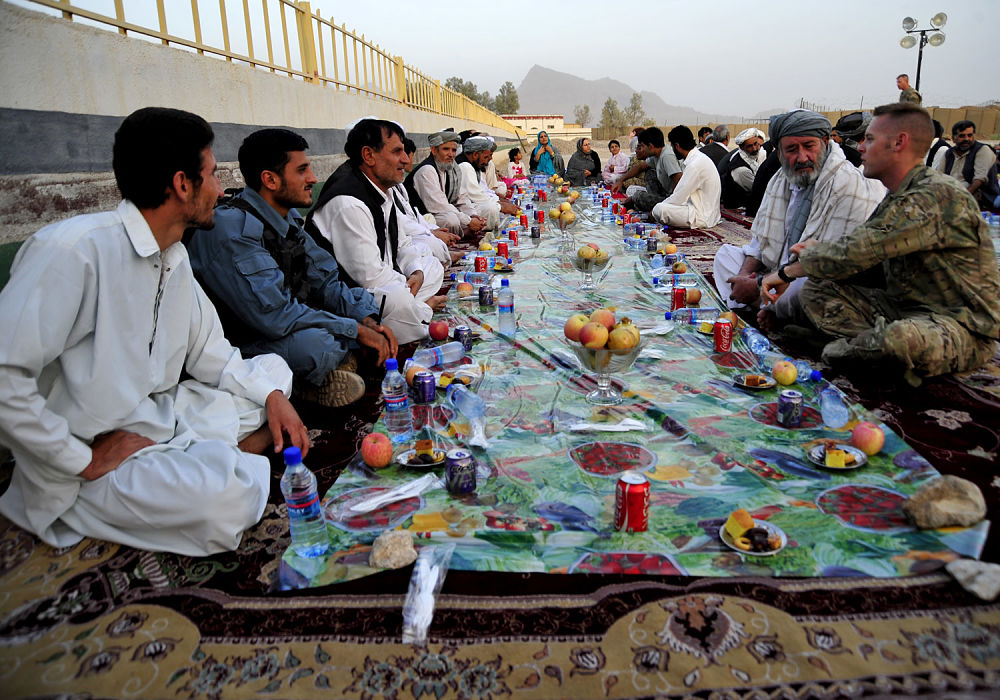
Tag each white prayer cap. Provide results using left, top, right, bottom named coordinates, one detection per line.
left=735, top=128, right=766, bottom=145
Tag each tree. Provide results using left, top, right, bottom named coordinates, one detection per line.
left=573, top=104, right=592, bottom=127
left=445, top=76, right=494, bottom=111
left=599, top=97, right=626, bottom=132
left=494, top=81, right=520, bottom=114
left=623, top=92, right=647, bottom=128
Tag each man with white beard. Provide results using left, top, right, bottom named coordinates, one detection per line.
left=456, top=135, right=518, bottom=231
left=719, top=128, right=767, bottom=208
left=404, top=130, right=486, bottom=237
left=712, top=110, right=886, bottom=329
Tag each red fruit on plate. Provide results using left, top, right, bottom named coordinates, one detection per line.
left=360, top=433, right=393, bottom=468
left=428, top=320, right=449, bottom=341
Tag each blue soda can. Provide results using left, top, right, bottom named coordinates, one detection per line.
left=777, top=389, right=803, bottom=428
left=445, top=449, right=476, bottom=494
left=479, top=284, right=494, bottom=306
left=454, top=325, right=473, bottom=352
left=413, top=371, right=436, bottom=404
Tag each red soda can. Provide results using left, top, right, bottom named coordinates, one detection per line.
left=614, top=471, right=650, bottom=532
left=496, top=241, right=509, bottom=258
left=474, top=256, right=487, bottom=272
left=612, top=202, right=620, bottom=215
left=631, top=214, right=641, bottom=224
left=672, top=286, right=686, bottom=311
left=519, top=214, right=528, bottom=227
left=540, top=191, right=548, bottom=202
left=714, top=318, right=733, bottom=352
left=508, top=229, right=519, bottom=246
left=536, top=210, right=544, bottom=223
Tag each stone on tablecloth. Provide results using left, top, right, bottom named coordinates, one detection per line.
left=369, top=530, right=417, bottom=569
left=947, top=559, right=1000, bottom=601
left=902, top=475, right=986, bottom=529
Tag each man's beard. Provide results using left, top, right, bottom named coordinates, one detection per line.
left=781, top=144, right=829, bottom=187
left=274, top=181, right=312, bottom=210
left=955, top=141, right=973, bottom=154
left=436, top=158, right=456, bottom=173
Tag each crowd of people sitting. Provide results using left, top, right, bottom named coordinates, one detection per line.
left=0, top=97, right=997, bottom=557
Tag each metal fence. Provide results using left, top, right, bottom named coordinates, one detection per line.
left=19, top=0, right=516, bottom=133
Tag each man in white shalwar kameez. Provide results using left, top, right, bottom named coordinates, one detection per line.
left=404, top=131, right=486, bottom=238
left=0, top=108, right=308, bottom=556
left=456, top=136, right=518, bottom=232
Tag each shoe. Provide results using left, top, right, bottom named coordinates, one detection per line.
left=338, top=352, right=358, bottom=373
left=298, top=370, right=365, bottom=408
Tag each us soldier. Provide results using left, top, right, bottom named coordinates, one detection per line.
left=761, top=102, right=1000, bottom=386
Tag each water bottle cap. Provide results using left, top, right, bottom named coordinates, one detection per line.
left=450, top=272, right=457, bottom=281
left=446, top=383, right=461, bottom=399
left=283, top=446, right=302, bottom=465
left=501, top=278, right=510, bottom=287
left=810, top=369, right=823, bottom=381
left=652, top=277, right=659, bottom=284
left=664, top=311, right=673, bottom=320
left=385, top=357, right=398, bottom=372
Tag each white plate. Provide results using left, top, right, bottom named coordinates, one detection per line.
left=718, top=518, right=787, bottom=557
left=732, top=374, right=777, bottom=390
left=396, top=448, right=446, bottom=469
left=805, top=443, right=868, bottom=470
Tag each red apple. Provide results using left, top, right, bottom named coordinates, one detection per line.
left=564, top=313, right=590, bottom=342
left=686, top=288, right=702, bottom=305
left=579, top=322, right=610, bottom=349
left=428, top=320, right=449, bottom=341
left=360, top=432, right=393, bottom=468
left=589, top=308, right=616, bottom=331
left=851, top=421, right=885, bottom=456
left=672, top=260, right=687, bottom=274
left=772, top=360, right=797, bottom=386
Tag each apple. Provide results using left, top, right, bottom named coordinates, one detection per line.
left=563, top=313, right=589, bottom=342
left=559, top=202, right=572, bottom=212
left=405, top=363, right=428, bottom=385
left=479, top=242, right=494, bottom=252
left=560, top=210, right=576, bottom=225
left=589, top=308, right=616, bottom=331
left=549, top=207, right=562, bottom=220
left=718, top=310, right=739, bottom=326
left=608, top=324, right=639, bottom=350
left=586, top=242, right=601, bottom=250
left=772, top=360, right=797, bottom=386
left=570, top=190, right=580, bottom=199
left=595, top=248, right=609, bottom=261
left=851, top=422, right=885, bottom=456
left=428, top=320, right=449, bottom=341
left=686, top=288, right=702, bottom=305
left=672, top=261, right=687, bottom=274
left=661, top=243, right=678, bottom=254
left=360, top=432, right=393, bottom=468
left=579, top=321, right=609, bottom=349
left=577, top=245, right=597, bottom=259
left=456, top=282, right=475, bottom=296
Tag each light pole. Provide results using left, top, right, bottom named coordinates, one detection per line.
left=899, top=13, right=947, bottom=92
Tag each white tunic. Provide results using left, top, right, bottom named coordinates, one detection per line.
left=458, top=162, right=501, bottom=230
left=652, top=149, right=722, bottom=228
left=0, top=200, right=293, bottom=555
left=412, top=162, right=473, bottom=235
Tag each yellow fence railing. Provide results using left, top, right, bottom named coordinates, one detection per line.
left=19, top=0, right=517, bottom=135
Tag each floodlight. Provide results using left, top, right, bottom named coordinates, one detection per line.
left=930, top=12, right=947, bottom=28
left=928, top=32, right=946, bottom=47
left=902, top=17, right=917, bottom=31
left=900, top=35, right=917, bottom=49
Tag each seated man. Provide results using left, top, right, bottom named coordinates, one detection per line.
left=696, top=126, right=713, bottom=149
left=188, top=128, right=397, bottom=408
left=831, top=111, right=871, bottom=167
left=310, top=119, right=446, bottom=345
left=699, top=125, right=731, bottom=166
left=651, top=126, right=722, bottom=228
left=719, top=128, right=766, bottom=208
left=0, top=107, right=308, bottom=556
left=610, top=127, right=683, bottom=213
left=456, top=135, right=518, bottom=231
left=405, top=130, right=486, bottom=237
left=931, top=120, right=999, bottom=209
left=762, top=103, right=1000, bottom=385
left=714, top=110, right=885, bottom=326
left=394, top=137, right=463, bottom=266
left=483, top=140, right=508, bottom=198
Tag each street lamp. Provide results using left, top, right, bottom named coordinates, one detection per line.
left=899, top=13, right=947, bottom=92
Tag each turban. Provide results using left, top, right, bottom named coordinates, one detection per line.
left=769, top=109, right=831, bottom=143
left=344, top=115, right=378, bottom=131
left=462, top=136, right=492, bottom=153
left=428, top=130, right=460, bottom=147
left=734, top=128, right=765, bottom=146
left=834, top=111, right=872, bottom=141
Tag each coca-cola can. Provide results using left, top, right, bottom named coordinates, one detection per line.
left=413, top=371, right=436, bottom=404
left=540, top=191, right=547, bottom=202
left=445, top=449, right=476, bottom=494
left=536, top=210, right=544, bottom=223
left=614, top=471, right=650, bottom=533
left=672, top=286, right=687, bottom=311
left=714, top=318, right=733, bottom=352
left=602, top=197, right=610, bottom=208
left=508, top=229, right=519, bottom=246
left=612, top=202, right=620, bottom=215
left=478, top=284, right=494, bottom=306
left=496, top=241, right=509, bottom=258
left=474, top=256, right=487, bottom=272
left=777, top=389, right=804, bottom=428
left=519, top=214, right=528, bottom=227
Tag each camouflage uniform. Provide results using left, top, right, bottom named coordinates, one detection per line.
left=899, top=87, right=922, bottom=105
left=797, top=165, right=1000, bottom=381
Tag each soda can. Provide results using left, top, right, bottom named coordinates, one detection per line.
left=672, top=286, right=687, bottom=311
left=536, top=210, right=544, bottom=223
left=413, top=371, right=436, bottom=404
left=614, top=470, right=650, bottom=532
left=478, top=284, right=494, bottom=306
left=646, top=237, right=658, bottom=252
left=530, top=225, right=541, bottom=238
left=445, top=449, right=476, bottom=495
left=509, top=229, right=519, bottom=246
left=519, top=214, right=528, bottom=227
left=777, top=389, right=804, bottom=428
left=612, top=202, right=620, bottom=215
left=454, top=325, right=473, bottom=352
left=496, top=241, right=509, bottom=258
left=637, top=223, right=645, bottom=236
left=714, top=318, right=733, bottom=353
left=474, top=256, right=487, bottom=272
left=602, top=197, right=609, bottom=208
left=540, top=190, right=547, bottom=202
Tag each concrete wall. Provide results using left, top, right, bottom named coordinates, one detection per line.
left=0, top=2, right=515, bottom=243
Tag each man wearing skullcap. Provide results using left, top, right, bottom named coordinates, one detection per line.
left=404, top=130, right=486, bottom=237
left=456, top=135, right=517, bottom=231
left=713, top=109, right=885, bottom=327
left=718, top=127, right=767, bottom=208
left=762, top=103, right=1000, bottom=385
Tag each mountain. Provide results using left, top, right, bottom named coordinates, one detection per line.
left=515, top=65, right=746, bottom=126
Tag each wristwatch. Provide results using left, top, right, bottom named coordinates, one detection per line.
left=777, top=264, right=794, bottom=284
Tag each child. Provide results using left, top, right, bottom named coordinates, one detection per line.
left=506, top=148, right=527, bottom=179
left=602, top=139, right=630, bottom=185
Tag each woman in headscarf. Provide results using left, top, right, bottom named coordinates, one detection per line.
left=565, top=138, right=602, bottom=186
left=529, top=131, right=560, bottom=176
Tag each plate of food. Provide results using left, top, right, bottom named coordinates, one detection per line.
left=806, top=441, right=868, bottom=470
left=396, top=448, right=447, bottom=469
left=695, top=321, right=715, bottom=336
left=719, top=509, right=786, bottom=556
left=732, top=373, right=777, bottom=390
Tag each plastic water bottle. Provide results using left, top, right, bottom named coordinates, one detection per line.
left=411, top=341, right=466, bottom=368
left=665, top=308, right=720, bottom=324
left=792, top=359, right=823, bottom=383
left=446, top=384, right=486, bottom=421
left=497, top=279, right=515, bottom=334
left=741, top=327, right=771, bottom=356
left=451, top=271, right=492, bottom=285
left=651, top=276, right=671, bottom=294
left=279, top=447, right=329, bottom=558
left=381, top=358, right=413, bottom=443
left=819, top=387, right=850, bottom=429
left=669, top=273, right=699, bottom=287
left=650, top=253, right=664, bottom=268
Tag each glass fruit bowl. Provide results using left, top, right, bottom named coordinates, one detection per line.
left=568, top=336, right=644, bottom=405
left=571, top=250, right=613, bottom=291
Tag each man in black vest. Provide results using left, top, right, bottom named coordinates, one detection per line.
left=718, top=128, right=766, bottom=209
left=931, top=120, right=999, bottom=208
left=187, top=129, right=396, bottom=408
left=309, top=120, right=446, bottom=346
left=405, top=130, right=486, bottom=237
left=700, top=125, right=731, bottom=166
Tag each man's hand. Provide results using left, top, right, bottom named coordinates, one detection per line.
left=427, top=295, right=447, bottom=311
left=760, top=271, right=789, bottom=303
left=499, top=201, right=518, bottom=215
left=584, top=169, right=592, bottom=177
left=406, top=270, right=424, bottom=297
left=80, top=430, right=155, bottom=481
left=727, top=273, right=762, bottom=306
left=466, top=217, right=486, bottom=234
left=610, top=180, right=623, bottom=194
left=433, top=228, right=460, bottom=246
left=265, top=390, right=310, bottom=457
left=360, top=316, right=398, bottom=361
left=789, top=239, right=819, bottom=257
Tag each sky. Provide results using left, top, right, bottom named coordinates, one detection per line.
left=10, top=0, right=998, bottom=117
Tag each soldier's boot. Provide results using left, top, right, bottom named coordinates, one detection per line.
left=298, top=370, right=366, bottom=408
left=821, top=317, right=922, bottom=387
